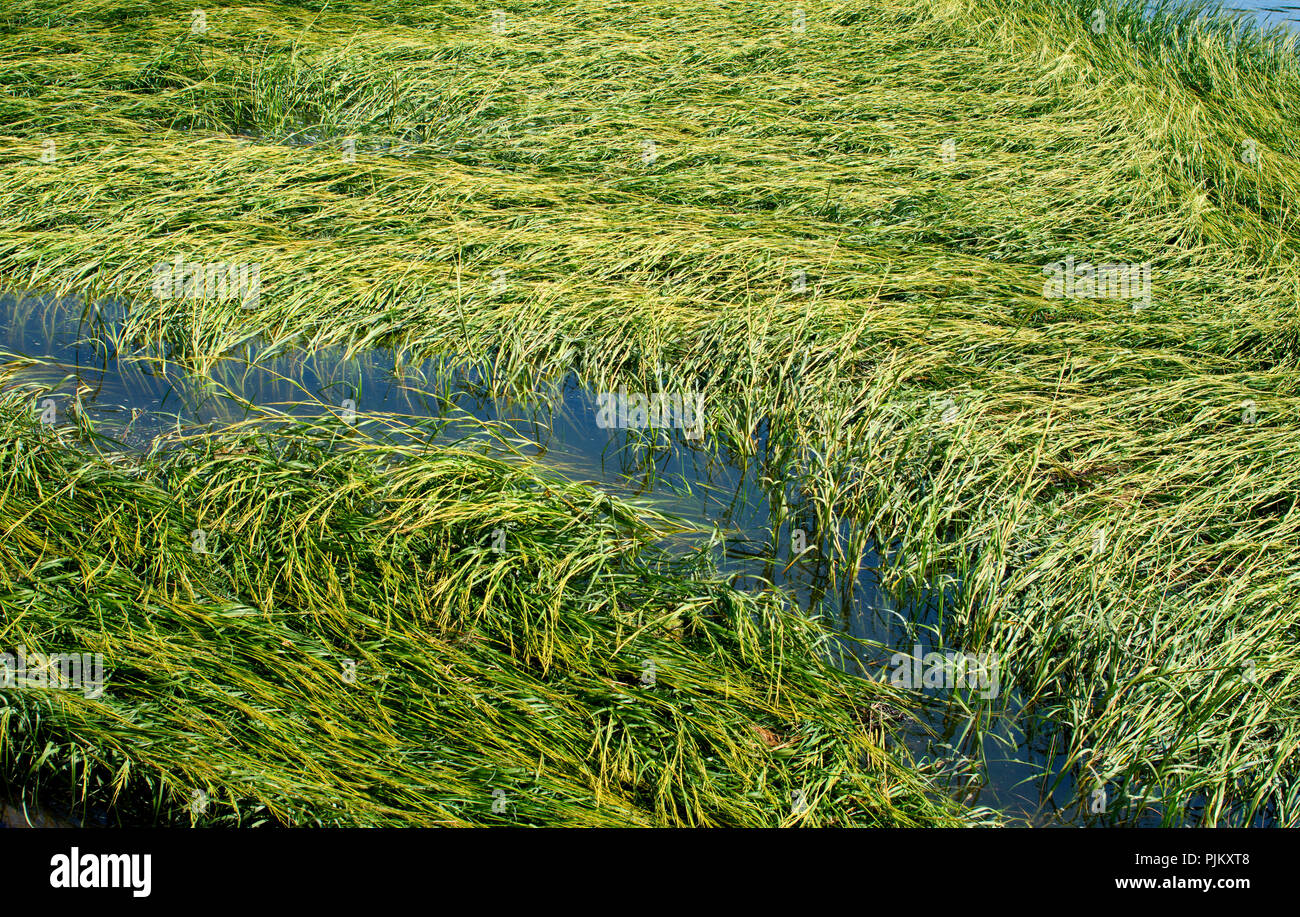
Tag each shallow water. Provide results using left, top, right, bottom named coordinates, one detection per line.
left=0, top=801, right=77, bottom=829
left=0, top=0, right=1287, bottom=833
left=1226, top=1, right=1300, bottom=29
left=0, top=291, right=1145, bottom=826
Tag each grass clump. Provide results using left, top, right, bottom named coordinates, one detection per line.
left=0, top=396, right=966, bottom=826
left=0, top=0, right=1297, bottom=823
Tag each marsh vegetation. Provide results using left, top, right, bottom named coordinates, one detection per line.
left=1, top=0, right=1297, bottom=826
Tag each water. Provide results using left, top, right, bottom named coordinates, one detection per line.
left=0, top=293, right=1141, bottom=826
left=0, top=800, right=77, bottom=829
left=5, top=0, right=1289, bottom=833
left=1225, top=2, right=1300, bottom=30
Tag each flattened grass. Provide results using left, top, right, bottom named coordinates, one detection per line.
left=0, top=396, right=965, bottom=826
left=0, top=0, right=1297, bottom=822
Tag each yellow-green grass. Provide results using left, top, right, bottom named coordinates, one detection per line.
left=0, top=396, right=972, bottom=826
left=0, top=0, right=1297, bottom=823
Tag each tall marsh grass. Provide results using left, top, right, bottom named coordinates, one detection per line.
left=0, top=395, right=969, bottom=826
left=0, top=0, right=1297, bottom=823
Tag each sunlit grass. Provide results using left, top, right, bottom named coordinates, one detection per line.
left=0, top=393, right=974, bottom=826
left=0, top=0, right=1297, bottom=824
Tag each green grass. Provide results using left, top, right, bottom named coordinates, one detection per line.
left=0, top=0, right=1297, bottom=824
left=0, top=396, right=971, bottom=826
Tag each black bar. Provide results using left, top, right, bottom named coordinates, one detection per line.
left=2, top=828, right=1289, bottom=904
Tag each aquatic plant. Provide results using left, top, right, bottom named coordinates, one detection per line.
left=0, top=0, right=1297, bottom=824
left=0, top=395, right=969, bottom=826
